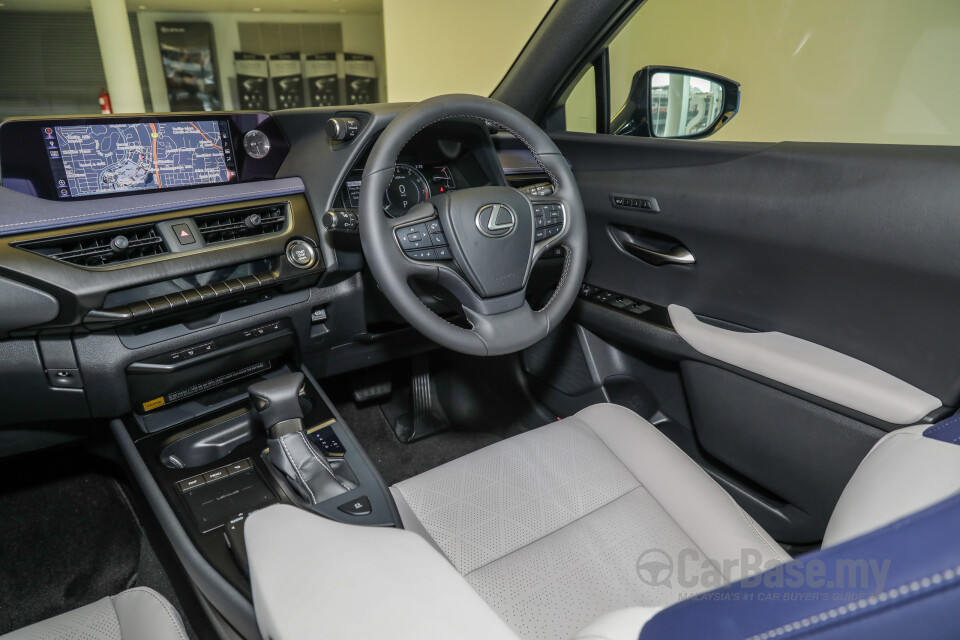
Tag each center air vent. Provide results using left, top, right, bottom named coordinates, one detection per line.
left=15, top=224, right=168, bottom=267
left=194, top=203, right=288, bottom=244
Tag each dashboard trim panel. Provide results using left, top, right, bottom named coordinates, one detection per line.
left=0, top=177, right=305, bottom=238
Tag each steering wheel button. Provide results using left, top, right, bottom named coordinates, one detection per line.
left=544, top=225, right=562, bottom=239
left=406, top=231, right=423, bottom=241
left=534, top=228, right=546, bottom=241
left=426, top=220, right=442, bottom=233
left=435, top=246, right=452, bottom=260
left=430, top=232, right=447, bottom=246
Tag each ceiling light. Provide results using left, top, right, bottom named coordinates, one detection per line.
left=138, top=4, right=147, bottom=8
left=252, top=7, right=262, bottom=12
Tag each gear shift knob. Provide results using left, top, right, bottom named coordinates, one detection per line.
left=248, top=372, right=305, bottom=434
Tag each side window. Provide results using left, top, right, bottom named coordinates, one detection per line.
left=563, top=0, right=960, bottom=145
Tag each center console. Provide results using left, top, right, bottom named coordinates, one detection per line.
left=119, top=339, right=399, bottom=598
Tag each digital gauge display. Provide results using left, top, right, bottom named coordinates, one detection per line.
left=383, top=164, right=430, bottom=217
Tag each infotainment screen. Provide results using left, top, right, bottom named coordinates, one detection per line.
left=44, top=119, right=237, bottom=198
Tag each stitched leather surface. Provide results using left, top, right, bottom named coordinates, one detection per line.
left=394, top=420, right=641, bottom=575
left=465, top=487, right=709, bottom=640
left=0, top=597, right=120, bottom=640
left=0, top=178, right=305, bottom=238
left=0, top=589, right=187, bottom=640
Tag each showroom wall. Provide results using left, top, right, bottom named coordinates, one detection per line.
left=136, top=10, right=386, bottom=112
left=382, top=0, right=554, bottom=103
left=593, top=0, right=960, bottom=145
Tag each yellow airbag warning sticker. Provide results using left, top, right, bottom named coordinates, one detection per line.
left=143, top=397, right=166, bottom=412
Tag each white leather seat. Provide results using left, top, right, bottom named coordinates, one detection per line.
left=244, top=405, right=960, bottom=640
left=391, top=403, right=790, bottom=640
left=0, top=588, right=188, bottom=640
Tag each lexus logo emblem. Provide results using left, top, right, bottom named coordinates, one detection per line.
left=475, top=203, right=517, bottom=238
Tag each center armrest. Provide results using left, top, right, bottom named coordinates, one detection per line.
left=244, top=504, right=520, bottom=640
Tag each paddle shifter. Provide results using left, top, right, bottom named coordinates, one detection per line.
left=248, top=373, right=353, bottom=504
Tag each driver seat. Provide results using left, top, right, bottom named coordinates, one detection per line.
left=390, top=403, right=790, bottom=639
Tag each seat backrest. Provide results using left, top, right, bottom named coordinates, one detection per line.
left=638, top=484, right=960, bottom=640
left=822, top=418, right=960, bottom=548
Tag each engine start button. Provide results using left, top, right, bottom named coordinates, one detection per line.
left=285, top=239, right=317, bottom=269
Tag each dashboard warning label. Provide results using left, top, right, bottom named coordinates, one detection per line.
left=143, top=397, right=166, bottom=412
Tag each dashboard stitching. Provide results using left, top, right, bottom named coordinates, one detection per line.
left=0, top=184, right=304, bottom=230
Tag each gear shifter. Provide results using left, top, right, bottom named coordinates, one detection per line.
left=249, top=373, right=353, bottom=504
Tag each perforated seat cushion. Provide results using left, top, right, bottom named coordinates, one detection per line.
left=392, top=403, right=789, bottom=640
left=0, top=588, right=187, bottom=640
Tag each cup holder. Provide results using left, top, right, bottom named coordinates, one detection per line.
left=160, top=409, right=257, bottom=469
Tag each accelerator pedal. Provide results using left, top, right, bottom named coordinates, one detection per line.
left=393, top=354, right=449, bottom=443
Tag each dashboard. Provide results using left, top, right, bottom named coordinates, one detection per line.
left=0, top=106, right=550, bottom=431
left=0, top=113, right=288, bottom=201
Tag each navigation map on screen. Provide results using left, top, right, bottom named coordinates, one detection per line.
left=46, top=120, right=236, bottom=197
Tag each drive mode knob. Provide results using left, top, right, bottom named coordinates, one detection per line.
left=285, top=239, right=317, bottom=269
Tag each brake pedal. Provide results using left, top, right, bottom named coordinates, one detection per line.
left=352, top=380, right=392, bottom=405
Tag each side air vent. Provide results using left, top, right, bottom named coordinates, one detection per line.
left=194, top=203, right=288, bottom=245
left=15, top=224, right=168, bottom=267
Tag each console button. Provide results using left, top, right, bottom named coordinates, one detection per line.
left=395, top=223, right=431, bottom=250
left=181, top=288, right=203, bottom=305
left=165, top=292, right=189, bottom=310
left=337, top=495, right=372, bottom=516
left=285, top=240, right=317, bottom=269
left=204, top=467, right=229, bottom=483
left=177, top=475, right=206, bottom=492
left=172, top=223, right=197, bottom=245
left=145, top=296, right=171, bottom=313
left=226, top=459, right=253, bottom=474
left=195, top=285, right=217, bottom=300
left=128, top=300, right=153, bottom=317
left=406, top=248, right=437, bottom=261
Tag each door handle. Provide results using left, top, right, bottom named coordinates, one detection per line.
left=622, top=242, right=696, bottom=266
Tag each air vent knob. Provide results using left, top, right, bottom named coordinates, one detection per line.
left=325, top=117, right=360, bottom=141
left=111, top=235, right=130, bottom=253
left=244, top=213, right=262, bottom=229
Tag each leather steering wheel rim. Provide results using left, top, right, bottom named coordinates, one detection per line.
left=359, top=94, right=588, bottom=356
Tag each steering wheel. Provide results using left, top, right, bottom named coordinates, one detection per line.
left=359, top=95, right=587, bottom=356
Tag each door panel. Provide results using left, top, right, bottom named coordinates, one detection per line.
left=528, top=132, right=960, bottom=543
left=555, top=132, right=960, bottom=405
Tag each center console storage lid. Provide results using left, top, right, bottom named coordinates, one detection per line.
left=244, top=504, right=520, bottom=640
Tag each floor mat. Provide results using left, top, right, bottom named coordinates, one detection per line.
left=0, top=453, right=141, bottom=634
left=338, top=401, right=506, bottom=486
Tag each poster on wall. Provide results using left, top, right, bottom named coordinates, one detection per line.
left=234, top=52, right=269, bottom=111
left=156, top=22, right=222, bottom=111
left=304, top=53, right=340, bottom=107
left=269, top=53, right=304, bottom=110
left=343, top=53, right=378, bottom=105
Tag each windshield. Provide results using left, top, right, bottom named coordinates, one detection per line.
left=0, top=0, right=555, bottom=120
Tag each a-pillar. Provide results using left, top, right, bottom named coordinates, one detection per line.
left=90, top=0, right=146, bottom=113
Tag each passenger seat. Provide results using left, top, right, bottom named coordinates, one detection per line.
left=1, top=587, right=187, bottom=640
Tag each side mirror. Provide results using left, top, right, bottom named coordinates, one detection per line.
left=611, top=66, right=740, bottom=139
